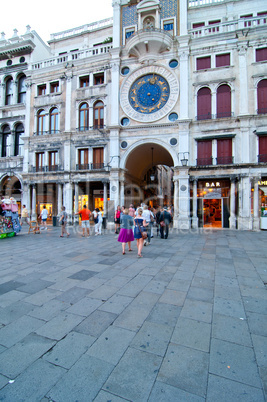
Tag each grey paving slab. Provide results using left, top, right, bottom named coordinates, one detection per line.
left=0, top=301, right=35, bottom=325
left=0, top=314, right=44, bottom=348
left=130, top=320, right=173, bottom=357
left=98, top=293, right=133, bottom=314
left=28, top=299, right=71, bottom=321
left=0, top=290, right=27, bottom=308
left=55, top=286, right=91, bottom=304
left=159, top=288, right=187, bottom=306
left=251, top=334, right=267, bottom=367
left=0, top=359, right=66, bottom=401
left=94, top=390, right=128, bottom=401
left=0, top=333, right=56, bottom=378
left=147, top=302, right=181, bottom=327
left=171, top=317, right=211, bottom=352
left=0, top=280, right=25, bottom=296
left=158, top=343, right=209, bottom=398
left=206, top=373, right=265, bottom=402
left=66, top=296, right=103, bottom=316
left=209, top=338, right=262, bottom=388
left=149, top=381, right=205, bottom=402
left=180, top=299, right=213, bottom=323
left=74, top=310, right=117, bottom=337
left=43, top=331, right=95, bottom=369
left=35, top=311, right=84, bottom=340
left=212, top=313, right=252, bottom=346
left=103, top=348, right=162, bottom=401
left=87, top=325, right=135, bottom=365
left=246, top=311, right=267, bottom=336
left=243, top=297, right=267, bottom=314
left=47, top=355, right=114, bottom=402
left=213, top=297, right=246, bottom=318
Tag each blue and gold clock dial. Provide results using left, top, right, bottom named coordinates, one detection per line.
left=129, top=73, right=170, bottom=114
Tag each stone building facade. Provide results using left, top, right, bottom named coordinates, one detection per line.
left=0, top=0, right=267, bottom=230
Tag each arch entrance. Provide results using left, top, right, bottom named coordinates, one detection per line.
left=0, top=174, right=22, bottom=212
left=122, top=142, right=175, bottom=208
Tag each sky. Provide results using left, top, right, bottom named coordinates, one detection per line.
left=1, top=0, right=114, bottom=44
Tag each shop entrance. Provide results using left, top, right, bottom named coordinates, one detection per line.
left=203, top=199, right=222, bottom=228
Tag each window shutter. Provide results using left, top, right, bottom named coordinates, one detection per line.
left=217, top=139, right=232, bottom=164
left=257, top=79, right=267, bottom=114
left=216, top=53, right=230, bottom=67
left=256, top=48, right=267, bottom=62
left=217, top=85, right=231, bottom=118
left=196, top=56, right=211, bottom=70
left=259, top=136, right=267, bottom=162
left=197, top=140, right=212, bottom=165
left=197, top=87, right=211, bottom=120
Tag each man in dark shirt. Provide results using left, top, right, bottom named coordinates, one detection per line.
left=159, top=207, right=172, bottom=239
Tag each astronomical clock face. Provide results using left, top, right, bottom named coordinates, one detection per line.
left=120, top=65, right=179, bottom=123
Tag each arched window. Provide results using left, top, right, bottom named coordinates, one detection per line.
left=257, top=79, right=267, bottom=115
left=18, top=75, right=26, bottom=103
left=49, top=107, right=59, bottom=134
left=14, top=123, right=24, bottom=156
left=79, top=103, right=89, bottom=131
left=197, top=87, right=211, bottom=120
left=93, top=101, right=104, bottom=129
left=216, top=84, right=231, bottom=118
left=5, top=77, right=13, bottom=105
left=1, top=125, right=11, bottom=157
left=37, top=110, right=46, bottom=135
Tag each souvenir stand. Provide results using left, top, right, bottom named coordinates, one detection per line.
left=0, top=198, right=21, bottom=239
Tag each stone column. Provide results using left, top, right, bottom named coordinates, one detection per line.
left=175, top=168, right=190, bottom=229
left=229, top=178, right=237, bottom=229
left=22, top=183, right=30, bottom=212
left=173, top=177, right=179, bottom=225
left=253, top=178, right=260, bottom=231
left=120, top=180, right=125, bottom=207
left=57, top=183, right=63, bottom=215
left=65, top=70, right=73, bottom=131
left=112, top=0, right=121, bottom=48
left=237, top=43, right=248, bottom=115
left=178, top=46, right=189, bottom=120
left=103, top=180, right=108, bottom=218
left=192, top=179, right=198, bottom=229
left=179, top=0, right=188, bottom=35
left=74, top=182, right=79, bottom=224
left=63, top=182, right=73, bottom=223
left=31, top=184, right=37, bottom=220
left=237, top=176, right=252, bottom=230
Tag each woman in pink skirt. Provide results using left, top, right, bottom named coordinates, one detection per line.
left=117, top=208, right=134, bottom=254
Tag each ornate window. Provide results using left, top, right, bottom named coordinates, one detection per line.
left=93, top=101, right=104, bottom=128
left=79, top=103, right=89, bottom=131
left=5, top=77, right=13, bottom=105
left=36, top=152, right=45, bottom=172
left=18, top=75, right=26, bottom=103
left=49, top=107, right=59, bottom=134
left=14, top=123, right=24, bottom=156
left=197, top=140, right=212, bottom=166
left=1, top=125, right=11, bottom=157
left=37, top=110, right=46, bottom=135
left=92, top=147, right=104, bottom=169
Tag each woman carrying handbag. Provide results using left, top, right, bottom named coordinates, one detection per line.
left=134, top=208, right=148, bottom=258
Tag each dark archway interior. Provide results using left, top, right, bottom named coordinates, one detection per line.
left=125, top=143, right=174, bottom=181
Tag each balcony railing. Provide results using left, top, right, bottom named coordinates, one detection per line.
left=47, top=165, right=59, bottom=172
left=258, top=154, right=267, bottom=163
left=76, top=163, right=105, bottom=171
left=196, top=112, right=233, bottom=120
left=216, top=156, right=234, bottom=165
left=189, top=15, right=266, bottom=38
left=76, top=125, right=106, bottom=132
left=257, top=108, right=267, bottom=115
left=196, top=157, right=213, bottom=166
left=33, top=130, right=60, bottom=136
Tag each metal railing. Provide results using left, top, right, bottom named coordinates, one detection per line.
left=216, top=156, right=234, bottom=165
left=76, top=163, right=105, bottom=171
left=196, top=157, right=213, bottom=166
left=196, top=112, right=233, bottom=120
left=258, top=154, right=267, bottom=163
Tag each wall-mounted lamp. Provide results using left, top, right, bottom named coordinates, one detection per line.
left=179, top=152, right=189, bottom=166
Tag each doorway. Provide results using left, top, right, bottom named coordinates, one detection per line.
left=203, top=199, right=222, bottom=228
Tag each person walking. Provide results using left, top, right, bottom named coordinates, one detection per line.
left=134, top=207, right=148, bottom=258
left=40, top=205, right=48, bottom=230
left=117, top=208, right=134, bottom=254
left=20, top=204, right=30, bottom=226
left=159, top=206, right=172, bottom=239
left=114, top=205, right=121, bottom=234
left=94, top=208, right=103, bottom=235
left=59, top=206, right=70, bottom=237
left=142, top=205, right=153, bottom=246
left=76, top=205, right=91, bottom=237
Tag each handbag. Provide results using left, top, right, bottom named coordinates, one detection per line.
left=160, top=221, right=166, bottom=227
left=136, top=220, right=147, bottom=239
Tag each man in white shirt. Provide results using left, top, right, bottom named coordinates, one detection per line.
left=142, top=205, right=153, bottom=245
left=40, top=205, right=48, bottom=230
